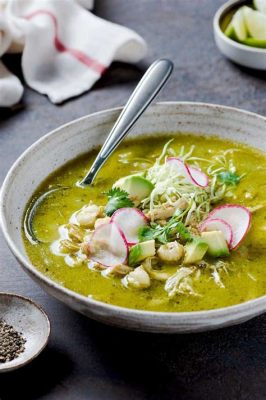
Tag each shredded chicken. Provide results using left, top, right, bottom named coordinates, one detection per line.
left=211, top=267, right=225, bottom=288
left=175, top=197, right=189, bottom=211
left=208, top=260, right=229, bottom=288
left=142, top=258, right=170, bottom=281
left=165, top=267, right=199, bottom=297
left=146, top=204, right=176, bottom=221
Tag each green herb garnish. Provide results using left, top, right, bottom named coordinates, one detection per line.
left=138, top=225, right=157, bottom=242
left=218, top=171, right=241, bottom=186
left=105, top=188, right=134, bottom=216
left=174, top=221, right=193, bottom=241
left=139, top=218, right=192, bottom=244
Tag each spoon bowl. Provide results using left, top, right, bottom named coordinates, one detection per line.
left=0, top=293, right=50, bottom=373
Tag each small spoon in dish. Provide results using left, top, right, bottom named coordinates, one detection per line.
left=81, top=58, right=173, bottom=185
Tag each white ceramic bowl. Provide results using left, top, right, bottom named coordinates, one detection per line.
left=1, top=102, right=266, bottom=333
left=213, top=0, right=266, bottom=70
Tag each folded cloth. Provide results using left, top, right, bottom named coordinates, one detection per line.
left=0, top=11, right=23, bottom=106
left=0, top=61, right=23, bottom=106
left=0, top=0, right=147, bottom=106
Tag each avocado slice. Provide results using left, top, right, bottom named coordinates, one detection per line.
left=128, top=240, right=156, bottom=266
left=183, top=238, right=208, bottom=264
left=201, top=231, right=230, bottom=258
left=113, top=175, right=154, bottom=206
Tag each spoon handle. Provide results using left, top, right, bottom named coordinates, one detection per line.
left=82, top=58, right=173, bottom=185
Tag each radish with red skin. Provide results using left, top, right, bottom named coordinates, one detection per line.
left=200, top=217, right=233, bottom=247
left=167, top=157, right=189, bottom=174
left=207, top=205, right=251, bottom=250
left=88, top=222, right=128, bottom=267
left=166, top=157, right=209, bottom=188
left=111, top=208, right=148, bottom=245
left=187, top=165, right=209, bottom=188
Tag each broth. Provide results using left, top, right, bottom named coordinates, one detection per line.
left=23, top=134, right=266, bottom=312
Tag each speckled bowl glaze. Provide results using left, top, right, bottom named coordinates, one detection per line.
left=1, top=102, right=266, bottom=333
left=0, top=293, right=50, bottom=372
left=213, top=0, right=266, bottom=70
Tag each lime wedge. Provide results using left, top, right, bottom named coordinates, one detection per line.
left=243, top=6, right=266, bottom=40
left=242, top=37, right=266, bottom=48
left=225, top=21, right=235, bottom=39
left=231, top=7, right=247, bottom=41
left=254, top=0, right=266, bottom=14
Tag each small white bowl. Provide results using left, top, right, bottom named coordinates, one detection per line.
left=0, top=293, right=50, bottom=373
left=213, top=0, right=266, bottom=70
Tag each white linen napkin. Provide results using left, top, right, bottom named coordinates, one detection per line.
left=0, top=0, right=147, bottom=106
left=0, top=11, right=23, bottom=106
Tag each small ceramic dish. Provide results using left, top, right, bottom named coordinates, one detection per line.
left=0, top=293, right=50, bottom=373
left=213, top=0, right=266, bottom=70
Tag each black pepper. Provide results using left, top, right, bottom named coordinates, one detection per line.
left=0, top=319, right=26, bottom=363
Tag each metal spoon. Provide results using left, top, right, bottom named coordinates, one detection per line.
left=81, top=58, right=173, bottom=185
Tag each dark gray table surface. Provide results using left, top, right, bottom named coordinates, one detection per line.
left=0, top=1, right=266, bottom=399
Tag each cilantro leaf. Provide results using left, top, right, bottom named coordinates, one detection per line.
left=138, top=225, right=157, bottom=242
left=174, top=222, right=192, bottom=241
left=218, top=171, right=241, bottom=186
left=162, top=219, right=192, bottom=242
left=105, top=187, right=134, bottom=216
left=138, top=218, right=192, bottom=244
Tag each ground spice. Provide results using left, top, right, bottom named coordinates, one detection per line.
left=0, top=319, right=26, bottom=363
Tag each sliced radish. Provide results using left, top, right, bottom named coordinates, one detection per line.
left=167, top=157, right=208, bottom=187
left=167, top=157, right=190, bottom=177
left=111, top=208, right=148, bottom=245
left=208, top=205, right=251, bottom=250
left=187, top=166, right=209, bottom=188
left=200, top=217, right=233, bottom=247
left=88, top=222, right=128, bottom=267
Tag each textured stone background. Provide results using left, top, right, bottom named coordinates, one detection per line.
left=0, top=1, right=266, bottom=399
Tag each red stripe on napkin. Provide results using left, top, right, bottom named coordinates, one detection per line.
left=25, top=10, right=107, bottom=74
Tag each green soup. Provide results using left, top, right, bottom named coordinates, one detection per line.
left=23, top=134, right=266, bottom=312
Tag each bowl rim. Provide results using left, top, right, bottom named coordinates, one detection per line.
left=0, top=292, right=50, bottom=372
left=1, top=101, right=266, bottom=321
left=213, top=0, right=266, bottom=54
